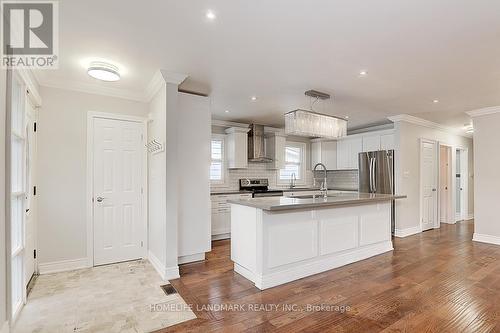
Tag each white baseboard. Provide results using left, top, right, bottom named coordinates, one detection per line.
left=165, top=266, right=180, bottom=280
left=148, top=250, right=180, bottom=281
left=473, top=233, right=500, bottom=246
left=235, top=241, right=393, bottom=290
left=1, top=321, right=9, bottom=333
left=394, top=226, right=421, bottom=238
left=178, top=253, right=205, bottom=265
left=466, top=213, right=474, bottom=220
left=38, top=258, right=89, bottom=274
left=441, top=220, right=456, bottom=225
left=212, top=233, right=230, bottom=241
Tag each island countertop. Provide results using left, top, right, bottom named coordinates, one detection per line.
left=228, top=192, right=406, bottom=211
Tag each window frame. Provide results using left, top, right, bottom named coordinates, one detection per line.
left=210, top=134, right=226, bottom=185
left=277, top=141, right=307, bottom=186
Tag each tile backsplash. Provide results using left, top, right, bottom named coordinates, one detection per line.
left=211, top=163, right=359, bottom=191
left=211, top=162, right=314, bottom=191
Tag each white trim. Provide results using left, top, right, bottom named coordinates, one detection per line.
left=437, top=143, right=454, bottom=228
left=235, top=241, right=393, bottom=290
left=148, top=250, right=167, bottom=281
left=388, top=114, right=470, bottom=138
left=144, top=71, right=165, bottom=102
left=394, top=226, right=422, bottom=238
left=212, top=119, right=249, bottom=128
left=38, top=258, right=89, bottom=274
left=178, top=253, right=205, bottom=264
left=210, top=134, right=226, bottom=185
left=466, top=106, right=500, bottom=118
left=211, top=233, right=230, bottom=241
left=86, top=112, right=148, bottom=267
left=38, top=78, right=145, bottom=102
left=165, top=266, right=180, bottom=280
left=466, top=213, right=474, bottom=220
left=277, top=141, right=307, bottom=186
left=473, top=233, right=500, bottom=246
left=16, top=68, right=42, bottom=107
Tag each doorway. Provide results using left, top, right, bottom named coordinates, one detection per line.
left=439, top=145, right=452, bottom=224
left=455, top=148, right=469, bottom=221
left=87, top=113, right=147, bottom=266
left=420, top=139, right=438, bottom=231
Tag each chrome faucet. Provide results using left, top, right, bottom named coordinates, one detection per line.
left=289, top=173, right=296, bottom=189
left=313, top=163, right=328, bottom=198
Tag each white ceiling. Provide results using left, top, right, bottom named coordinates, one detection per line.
left=35, top=0, right=500, bottom=130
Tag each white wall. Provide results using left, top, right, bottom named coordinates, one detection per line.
left=147, top=86, right=167, bottom=268
left=471, top=112, right=500, bottom=244
left=394, top=120, right=474, bottom=232
left=0, top=68, right=8, bottom=329
left=177, top=93, right=211, bottom=259
left=37, top=86, right=148, bottom=265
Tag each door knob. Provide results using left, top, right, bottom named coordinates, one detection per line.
left=96, top=196, right=105, bottom=202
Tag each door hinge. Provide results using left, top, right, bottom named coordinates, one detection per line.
left=141, top=241, right=144, bottom=247
left=34, top=249, right=37, bottom=259
left=141, top=187, right=144, bottom=194
left=33, top=186, right=37, bottom=196
left=34, top=122, right=37, bottom=132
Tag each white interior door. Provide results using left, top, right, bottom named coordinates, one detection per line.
left=421, top=139, right=438, bottom=231
left=24, top=102, right=37, bottom=285
left=439, top=146, right=451, bottom=224
left=93, top=117, right=145, bottom=266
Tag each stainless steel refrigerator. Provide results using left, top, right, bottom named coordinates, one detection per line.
left=358, top=150, right=395, bottom=234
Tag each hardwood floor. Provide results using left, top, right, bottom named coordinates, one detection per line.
left=159, top=221, right=500, bottom=332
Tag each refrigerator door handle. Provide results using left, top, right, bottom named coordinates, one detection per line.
left=369, top=157, right=375, bottom=193
left=368, top=156, right=373, bottom=192
left=372, top=158, right=377, bottom=193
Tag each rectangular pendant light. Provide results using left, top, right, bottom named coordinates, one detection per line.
left=284, top=109, right=347, bottom=139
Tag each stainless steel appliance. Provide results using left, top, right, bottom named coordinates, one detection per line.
left=358, top=150, right=395, bottom=233
left=239, top=178, right=283, bottom=197
left=248, top=124, right=273, bottom=163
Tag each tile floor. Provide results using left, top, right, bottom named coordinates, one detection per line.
left=13, top=260, right=196, bottom=333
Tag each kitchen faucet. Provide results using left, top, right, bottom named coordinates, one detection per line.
left=313, top=163, right=328, bottom=198
left=289, top=173, right=296, bottom=189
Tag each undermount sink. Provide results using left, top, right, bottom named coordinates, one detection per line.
left=291, top=194, right=339, bottom=199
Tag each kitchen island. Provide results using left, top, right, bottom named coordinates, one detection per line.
left=228, top=192, right=406, bottom=290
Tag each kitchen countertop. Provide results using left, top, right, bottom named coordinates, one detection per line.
left=228, top=192, right=406, bottom=211
left=276, top=187, right=358, bottom=192
left=210, top=190, right=253, bottom=195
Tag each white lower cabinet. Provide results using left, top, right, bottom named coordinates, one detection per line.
left=211, top=193, right=252, bottom=239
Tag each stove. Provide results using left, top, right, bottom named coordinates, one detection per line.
left=239, top=178, right=284, bottom=198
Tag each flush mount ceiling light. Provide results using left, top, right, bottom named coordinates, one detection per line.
left=87, top=62, right=121, bottom=81
left=285, top=90, right=347, bottom=139
left=206, top=10, right=216, bottom=20
left=251, top=96, right=257, bottom=101
left=433, top=99, right=439, bottom=103
left=359, top=70, right=368, bottom=76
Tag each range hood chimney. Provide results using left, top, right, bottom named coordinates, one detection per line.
left=248, top=124, right=273, bottom=163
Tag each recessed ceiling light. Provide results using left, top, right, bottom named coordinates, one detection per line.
left=433, top=99, right=439, bottom=103
left=345, top=115, right=349, bottom=119
left=87, top=62, right=120, bottom=81
left=225, top=110, right=229, bottom=113
left=206, top=10, right=216, bottom=20
left=359, top=71, right=367, bottom=76
left=251, top=96, right=257, bottom=101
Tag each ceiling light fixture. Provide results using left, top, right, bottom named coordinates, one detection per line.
left=285, top=90, right=347, bottom=139
left=359, top=70, right=367, bottom=76
left=433, top=99, right=439, bottom=103
left=206, top=10, right=216, bottom=20
left=251, top=96, right=257, bottom=101
left=225, top=110, right=229, bottom=113
left=87, top=62, right=120, bottom=81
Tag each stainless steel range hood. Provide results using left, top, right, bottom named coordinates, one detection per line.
left=248, top=124, right=273, bottom=163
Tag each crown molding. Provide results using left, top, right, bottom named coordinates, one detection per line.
left=144, top=70, right=188, bottom=102
left=466, top=106, right=500, bottom=118
left=37, top=77, right=145, bottom=102
left=388, top=114, right=470, bottom=138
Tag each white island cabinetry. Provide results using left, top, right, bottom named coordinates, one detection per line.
left=229, top=194, right=405, bottom=290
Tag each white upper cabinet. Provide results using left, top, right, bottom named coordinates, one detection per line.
left=380, top=133, right=395, bottom=150
left=225, top=127, right=249, bottom=169
left=266, top=134, right=286, bottom=170
left=362, top=135, right=381, bottom=152
left=337, top=137, right=362, bottom=169
left=311, top=140, right=337, bottom=170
